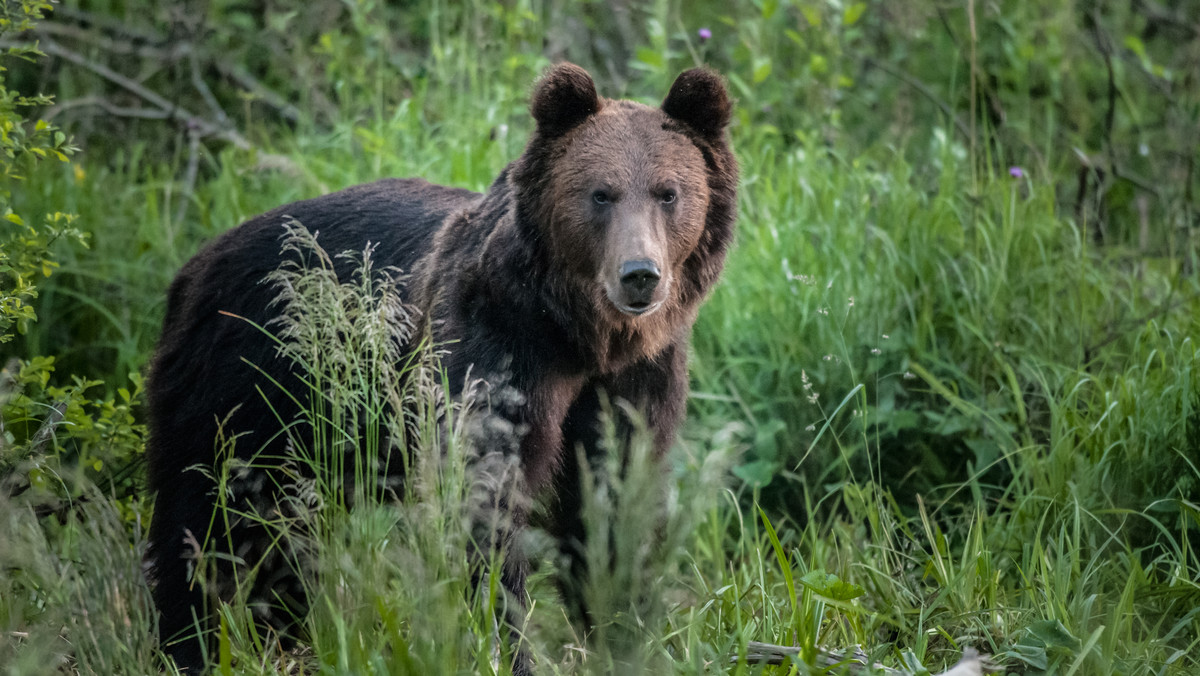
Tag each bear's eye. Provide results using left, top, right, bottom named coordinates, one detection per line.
left=592, top=190, right=611, bottom=206
left=660, top=189, right=677, bottom=205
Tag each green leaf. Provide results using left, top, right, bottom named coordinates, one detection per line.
left=798, top=569, right=866, bottom=601
left=753, top=418, right=786, bottom=460
left=1006, top=642, right=1049, bottom=669
left=800, top=5, right=821, bottom=27
left=635, top=47, right=664, bottom=71
left=752, top=58, right=772, bottom=84
left=732, top=459, right=777, bottom=487
left=1123, top=35, right=1146, bottom=60
left=1028, top=619, right=1082, bottom=652
left=809, top=53, right=828, bottom=75
left=843, top=3, right=866, bottom=26
left=758, top=506, right=796, bottom=616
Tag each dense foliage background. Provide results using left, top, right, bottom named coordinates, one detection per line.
left=1, top=0, right=1198, bottom=673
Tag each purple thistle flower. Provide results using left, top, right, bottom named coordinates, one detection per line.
left=698, top=27, right=712, bottom=41
left=1009, top=166, right=1024, bottom=178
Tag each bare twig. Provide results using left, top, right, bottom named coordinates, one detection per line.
left=4, top=33, right=304, bottom=178
left=27, top=401, right=67, bottom=457
left=1084, top=290, right=1199, bottom=359
left=862, top=57, right=972, bottom=143
left=1135, top=0, right=1200, bottom=37
left=45, top=95, right=172, bottom=121
left=35, top=13, right=301, bottom=124
left=215, top=61, right=302, bottom=124
left=190, top=51, right=230, bottom=127
left=174, top=125, right=202, bottom=230
left=28, top=19, right=192, bottom=59
left=47, top=5, right=166, bottom=44
left=12, top=36, right=252, bottom=149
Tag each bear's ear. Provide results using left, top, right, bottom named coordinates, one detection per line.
left=662, top=68, right=732, bottom=140
left=531, top=63, right=602, bottom=136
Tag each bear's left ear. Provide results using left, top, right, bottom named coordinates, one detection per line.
left=531, top=63, right=602, bottom=136
left=662, top=68, right=732, bottom=140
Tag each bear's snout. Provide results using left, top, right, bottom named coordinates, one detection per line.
left=609, top=258, right=663, bottom=316
left=620, top=259, right=660, bottom=303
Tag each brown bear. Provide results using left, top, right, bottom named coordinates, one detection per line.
left=144, top=63, right=737, bottom=672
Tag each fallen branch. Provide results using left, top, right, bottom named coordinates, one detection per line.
left=736, top=643, right=998, bottom=675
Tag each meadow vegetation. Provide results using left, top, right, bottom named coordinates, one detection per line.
left=1, top=0, right=1198, bottom=673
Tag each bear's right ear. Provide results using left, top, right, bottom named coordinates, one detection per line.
left=531, top=63, right=602, bottom=136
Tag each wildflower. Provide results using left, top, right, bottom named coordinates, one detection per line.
left=698, top=27, right=712, bottom=41
left=801, top=369, right=812, bottom=391
left=1008, top=166, right=1024, bottom=178
left=805, top=424, right=816, bottom=432
left=848, top=296, right=855, bottom=307
left=882, top=334, right=889, bottom=339
left=823, top=354, right=832, bottom=361
left=903, top=371, right=915, bottom=380
left=807, top=392, right=818, bottom=405
left=871, top=348, right=881, bottom=355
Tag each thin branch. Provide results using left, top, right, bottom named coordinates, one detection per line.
left=190, top=51, right=230, bottom=126
left=174, top=126, right=202, bottom=228
left=862, top=57, right=972, bottom=143
left=45, top=95, right=173, bottom=121
left=47, top=5, right=166, bottom=45
left=215, top=61, right=302, bottom=124
left=20, top=36, right=252, bottom=149
left=30, top=19, right=192, bottom=59
left=1085, top=290, right=1199, bottom=358
left=35, top=15, right=301, bottom=124
left=5, top=35, right=303, bottom=176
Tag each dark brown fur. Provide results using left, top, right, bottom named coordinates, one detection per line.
left=144, top=63, right=737, bottom=672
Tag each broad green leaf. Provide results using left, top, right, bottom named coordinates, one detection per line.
left=732, top=459, right=777, bottom=487
left=1028, top=619, right=1082, bottom=652
left=1123, top=35, right=1146, bottom=59
left=635, top=47, right=664, bottom=70
left=753, top=58, right=772, bottom=84
left=843, top=3, right=866, bottom=26
left=798, top=569, right=865, bottom=601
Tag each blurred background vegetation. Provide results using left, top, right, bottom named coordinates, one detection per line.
left=1, top=0, right=1199, bottom=673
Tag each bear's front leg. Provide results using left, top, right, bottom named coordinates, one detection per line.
left=543, top=340, right=689, bottom=630
left=441, top=339, right=585, bottom=675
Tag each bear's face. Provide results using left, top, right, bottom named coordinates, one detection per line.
left=546, top=104, right=712, bottom=319
left=516, top=64, right=734, bottom=328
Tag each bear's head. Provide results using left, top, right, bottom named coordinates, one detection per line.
left=513, top=63, right=737, bottom=335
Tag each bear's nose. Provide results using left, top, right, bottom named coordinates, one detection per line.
left=619, top=259, right=661, bottom=305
